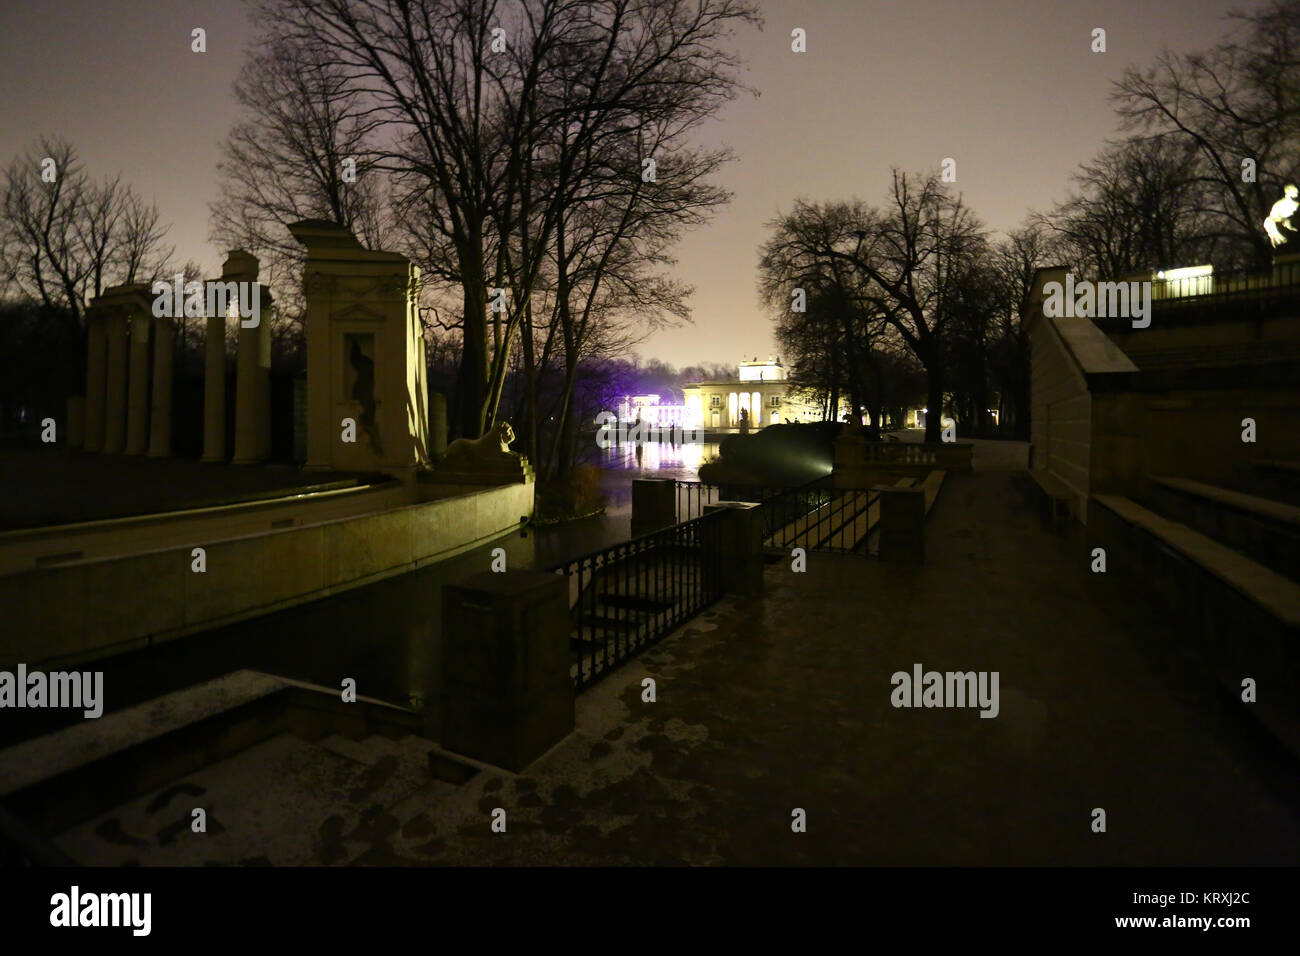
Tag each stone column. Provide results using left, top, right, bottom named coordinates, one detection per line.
left=201, top=311, right=226, bottom=462
left=83, top=308, right=107, bottom=452
left=125, top=310, right=151, bottom=455
left=102, top=308, right=129, bottom=454
left=441, top=571, right=573, bottom=771
left=233, top=268, right=271, bottom=464
left=148, top=316, right=176, bottom=457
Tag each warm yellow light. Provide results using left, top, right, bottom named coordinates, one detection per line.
left=1156, top=265, right=1212, bottom=280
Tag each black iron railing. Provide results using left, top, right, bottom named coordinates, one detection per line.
left=1150, top=257, right=1300, bottom=306
left=674, top=479, right=722, bottom=521
left=674, top=476, right=878, bottom=554
left=549, top=509, right=727, bottom=691
left=754, top=482, right=878, bottom=554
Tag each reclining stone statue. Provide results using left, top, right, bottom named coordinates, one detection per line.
left=439, top=421, right=526, bottom=475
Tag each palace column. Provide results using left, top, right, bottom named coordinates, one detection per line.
left=102, top=306, right=129, bottom=454
left=125, top=307, right=152, bottom=455
left=83, top=306, right=108, bottom=452
left=148, top=315, right=176, bottom=457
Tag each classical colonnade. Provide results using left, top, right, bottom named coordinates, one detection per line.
left=69, top=251, right=272, bottom=464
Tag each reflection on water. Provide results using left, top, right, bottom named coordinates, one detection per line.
left=532, top=439, right=720, bottom=566
left=597, top=438, right=719, bottom=478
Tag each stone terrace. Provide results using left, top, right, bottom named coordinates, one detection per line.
left=56, top=470, right=1299, bottom=865
left=0, top=448, right=383, bottom=531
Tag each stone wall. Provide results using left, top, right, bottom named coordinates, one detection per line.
left=0, top=481, right=534, bottom=669
left=1030, top=311, right=1096, bottom=522
left=1092, top=383, right=1300, bottom=498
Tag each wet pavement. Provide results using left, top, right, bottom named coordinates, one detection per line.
left=15, top=447, right=1297, bottom=865
left=197, top=469, right=1299, bottom=866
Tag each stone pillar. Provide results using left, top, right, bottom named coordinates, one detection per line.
left=289, top=220, right=430, bottom=473
left=441, top=571, right=573, bottom=771
left=876, top=485, right=925, bottom=562
left=83, top=308, right=107, bottom=452
left=148, top=316, right=176, bottom=457
left=704, top=501, right=764, bottom=596
left=125, top=310, right=151, bottom=455
left=632, top=478, right=677, bottom=536
left=430, top=391, right=448, bottom=457
left=232, top=307, right=272, bottom=463
left=231, top=255, right=271, bottom=464
left=102, top=307, right=129, bottom=454
left=201, top=312, right=226, bottom=463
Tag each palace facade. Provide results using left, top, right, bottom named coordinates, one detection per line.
left=682, top=357, right=839, bottom=429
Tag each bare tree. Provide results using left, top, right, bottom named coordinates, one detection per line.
left=759, top=201, right=891, bottom=427
left=1, top=137, right=172, bottom=324
left=1036, top=136, right=1215, bottom=278
left=251, top=0, right=758, bottom=440
left=211, top=31, right=390, bottom=326
left=1112, top=0, right=1300, bottom=269
left=761, top=172, right=987, bottom=442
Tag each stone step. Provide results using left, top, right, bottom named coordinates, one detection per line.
left=1094, top=494, right=1300, bottom=629
left=1091, top=494, right=1300, bottom=756
left=584, top=612, right=645, bottom=633
left=1149, top=476, right=1300, bottom=582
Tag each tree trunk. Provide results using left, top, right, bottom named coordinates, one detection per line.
left=456, top=260, right=488, bottom=440
left=520, top=298, right=539, bottom=466
left=924, top=359, right=944, bottom=443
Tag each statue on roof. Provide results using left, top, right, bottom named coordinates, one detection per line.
left=1264, top=184, right=1298, bottom=247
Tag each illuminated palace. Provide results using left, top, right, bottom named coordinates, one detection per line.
left=682, top=357, right=840, bottom=430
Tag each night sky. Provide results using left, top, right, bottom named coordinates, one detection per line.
left=0, top=0, right=1265, bottom=367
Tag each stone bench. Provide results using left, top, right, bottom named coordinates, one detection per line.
left=1028, top=470, right=1074, bottom=533
left=1149, top=476, right=1300, bottom=581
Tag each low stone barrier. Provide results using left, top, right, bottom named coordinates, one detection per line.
left=0, top=481, right=534, bottom=669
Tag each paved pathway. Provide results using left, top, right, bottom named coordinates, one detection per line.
left=351, top=470, right=1299, bottom=865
